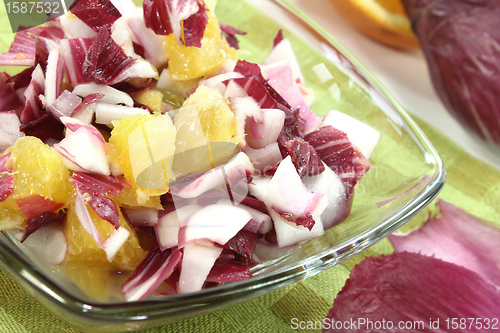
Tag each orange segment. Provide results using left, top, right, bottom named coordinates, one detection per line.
left=164, top=4, right=237, bottom=80
left=7, top=136, right=72, bottom=203
left=109, top=113, right=176, bottom=204
left=0, top=137, right=72, bottom=229
left=63, top=203, right=145, bottom=271
left=62, top=203, right=146, bottom=302
left=133, top=89, right=164, bottom=113
left=329, top=0, right=420, bottom=50
left=182, top=85, right=236, bottom=143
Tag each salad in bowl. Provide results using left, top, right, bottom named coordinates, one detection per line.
left=0, top=0, right=444, bottom=331
left=0, top=0, right=382, bottom=302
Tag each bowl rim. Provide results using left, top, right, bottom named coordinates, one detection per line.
left=0, top=0, right=446, bottom=326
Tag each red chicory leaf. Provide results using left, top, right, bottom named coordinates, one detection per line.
left=181, top=1, right=208, bottom=47
left=71, top=173, right=121, bottom=229
left=232, top=60, right=292, bottom=110
left=283, top=139, right=325, bottom=178
left=69, top=0, right=122, bottom=32
left=60, top=38, right=94, bottom=86
left=389, top=199, right=500, bottom=286
left=402, top=0, right=500, bottom=144
left=305, top=125, right=370, bottom=197
left=273, top=30, right=284, bottom=47
left=83, top=27, right=135, bottom=85
left=21, top=210, right=66, bottom=243
left=122, top=246, right=182, bottom=301
left=16, top=195, right=64, bottom=220
left=0, top=21, right=64, bottom=66
left=20, top=64, right=45, bottom=124
left=71, top=172, right=123, bottom=196
left=206, top=260, right=253, bottom=283
left=272, top=206, right=315, bottom=231
left=0, top=153, right=13, bottom=202
left=223, top=229, right=258, bottom=260
left=324, top=252, right=500, bottom=333
left=5, top=67, right=34, bottom=92
left=219, top=23, right=246, bottom=49
left=20, top=112, right=65, bottom=143
left=143, top=0, right=208, bottom=47
left=0, top=73, right=23, bottom=114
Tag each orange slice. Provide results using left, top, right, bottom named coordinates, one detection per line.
left=329, top=0, right=420, bottom=50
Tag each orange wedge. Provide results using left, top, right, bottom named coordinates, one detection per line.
left=329, top=0, right=420, bottom=50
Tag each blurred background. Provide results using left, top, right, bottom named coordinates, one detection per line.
left=288, top=0, right=500, bottom=169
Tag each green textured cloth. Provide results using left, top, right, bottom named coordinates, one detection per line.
left=1, top=0, right=500, bottom=332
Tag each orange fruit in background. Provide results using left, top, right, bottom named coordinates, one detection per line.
left=329, top=0, right=420, bottom=50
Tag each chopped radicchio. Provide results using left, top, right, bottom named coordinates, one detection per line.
left=0, top=22, right=64, bottom=66
left=305, top=125, right=370, bottom=196
left=272, top=206, right=315, bottom=231
left=224, top=229, right=258, bottom=260
left=54, top=118, right=110, bottom=175
left=231, top=60, right=293, bottom=110
left=16, top=195, right=64, bottom=220
left=73, top=186, right=129, bottom=261
left=206, top=260, right=253, bottom=283
left=44, top=47, right=65, bottom=110
left=71, top=173, right=121, bottom=229
left=324, top=253, right=500, bottom=333
left=20, top=210, right=66, bottom=243
left=143, top=0, right=208, bottom=47
left=69, top=0, right=122, bottom=32
left=121, top=246, right=182, bottom=301
left=83, top=28, right=135, bottom=85
left=273, top=30, right=284, bottom=47
left=219, top=23, right=246, bottom=49
left=18, top=62, right=65, bottom=143
left=0, top=73, right=23, bottom=114
left=5, top=67, right=34, bottom=92
left=34, top=38, right=50, bottom=73
left=20, top=65, right=45, bottom=124
left=20, top=113, right=65, bottom=143
left=71, top=171, right=123, bottom=196
left=181, top=1, right=209, bottom=47
left=0, top=153, right=13, bottom=202
left=60, top=38, right=94, bottom=86
left=282, top=140, right=324, bottom=178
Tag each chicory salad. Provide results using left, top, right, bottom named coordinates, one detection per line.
left=0, top=0, right=380, bottom=301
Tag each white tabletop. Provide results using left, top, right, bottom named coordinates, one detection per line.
left=287, top=0, right=500, bottom=170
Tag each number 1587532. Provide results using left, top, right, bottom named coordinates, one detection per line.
left=5, top=2, right=62, bottom=15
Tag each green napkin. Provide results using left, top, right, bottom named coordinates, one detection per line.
left=1, top=114, right=499, bottom=333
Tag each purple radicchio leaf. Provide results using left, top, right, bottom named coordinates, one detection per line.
left=389, top=199, right=500, bottom=287
left=143, top=0, right=208, bottom=47
left=83, top=27, right=135, bottom=85
left=402, top=0, right=500, bottom=144
left=324, top=252, right=500, bottom=333
left=69, top=0, right=122, bottom=32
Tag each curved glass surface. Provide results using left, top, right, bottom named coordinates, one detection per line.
left=0, top=0, right=445, bottom=331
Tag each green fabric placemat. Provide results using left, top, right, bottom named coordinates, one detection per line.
left=1, top=113, right=499, bottom=333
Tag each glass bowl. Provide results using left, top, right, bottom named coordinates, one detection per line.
left=0, top=0, right=446, bottom=331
